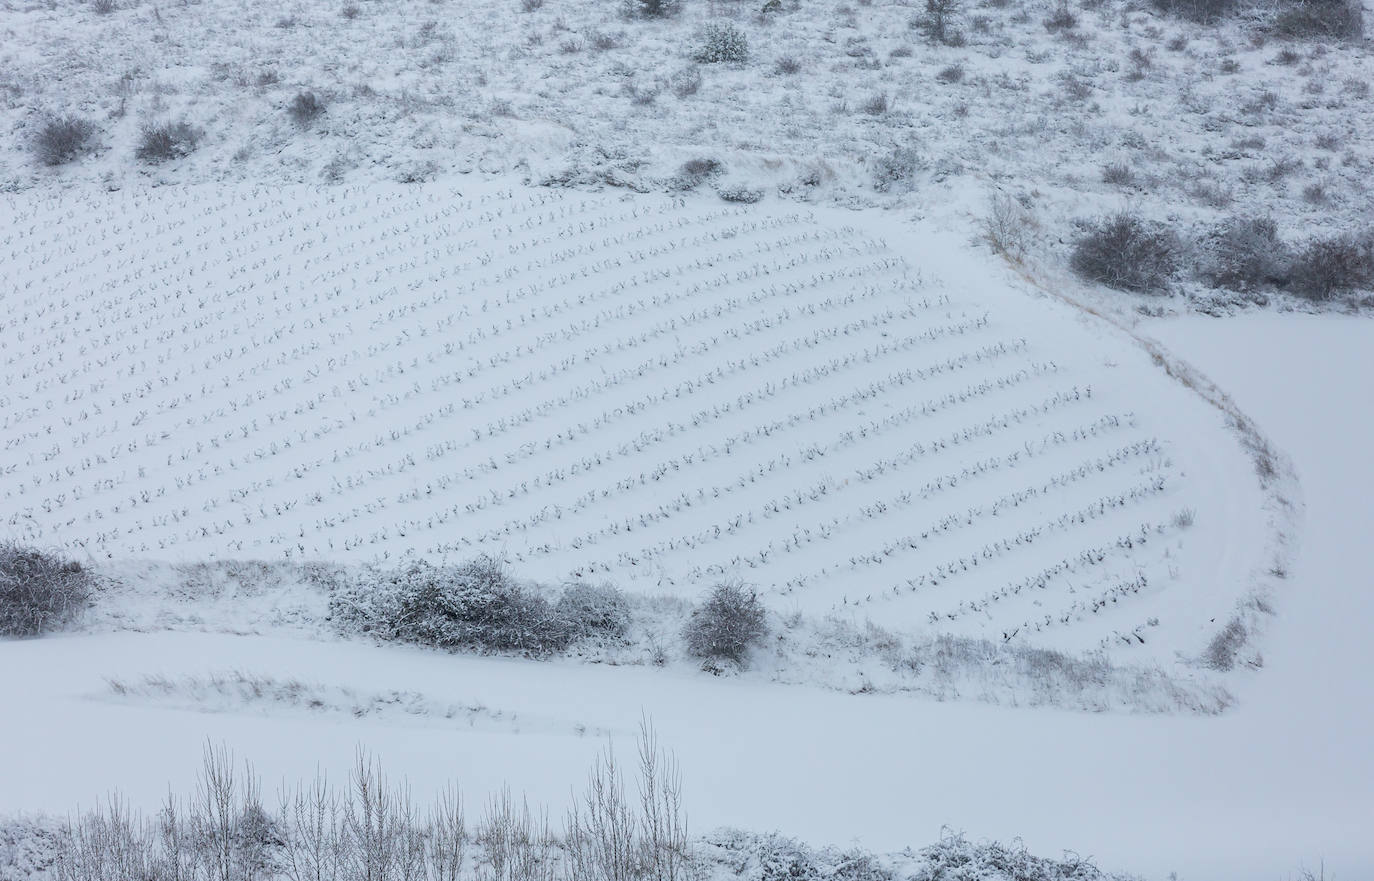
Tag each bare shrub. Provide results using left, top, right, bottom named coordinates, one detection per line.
left=1042, top=0, right=1077, bottom=30
left=682, top=582, right=767, bottom=664
left=1201, top=215, right=1289, bottom=291
left=288, top=91, right=325, bottom=128
left=135, top=121, right=199, bottom=163
left=1069, top=212, right=1179, bottom=294
left=694, top=22, right=749, bottom=64
left=935, top=64, right=964, bottom=84
left=774, top=54, right=803, bottom=74
left=587, top=29, right=621, bottom=50
left=1204, top=617, right=1247, bottom=670
left=982, top=191, right=1036, bottom=261
left=520, top=0, right=543, bottom=10
left=1272, top=0, right=1364, bottom=40
left=91, top=0, right=116, bottom=13
left=1101, top=161, right=1134, bottom=186
left=1151, top=0, right=1235, bottom=22
left=680, top=157, right=723, bottom=179
left=341, top=3, right=360, bottom=18
left=0, top=543, right=93, bottom=637
left=33, top=116, right=97, bottom=166
left=1287, top=232, right=1374, bottom=300
left=858, top=92, right=888, bottom=115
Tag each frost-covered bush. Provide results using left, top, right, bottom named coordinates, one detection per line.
left=0, top=543, right=93, bottom=637
left=718, top=184, right=764, bottom=204
left=33, top=116, right=97, bottom=166
left=1287, top=232, right=1374, bottom=300
left=1151, top=0, right=1236, bottom=23
left=1272, top=0, right=1364, bottom=40
left=694, top=22, right=749, bottom=64
left=330, top=556, right=574, bottom=654
left=682, top=583, right=767, bottom=663
left=1202, top=215, right=1289, bottom=291
left=624, top=0, right=681, bottom=17
left=1069, top=212, right=1179, bottom=294
left=288, top=91, right=325, bottom=128
left=1203, top=617, right=1247, bottom=671
left=871, top=146, right=923, bottom=193
left=915, top=830, right=1124, bottom=881
left=135, top=121, right=199, bottom=163
left=556, top=582, right=632, bottom=641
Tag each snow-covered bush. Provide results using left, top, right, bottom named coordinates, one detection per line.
left=1201, top=215, right=1288, bottom=292
left=32, top=116, right=97, bottom=166
left=624, top=0, right=681, bottom=17
left=1204, top=617, right=1247, bottom=671
left=1272, top=0, right=1364, bottom=40
left=694, top=23, right=749, bottom=64
left=288, top=91, right=325, bottom=128
left=556, top=582, right=632, bottom=641
left=330, top=556, right=574, bottom=654
left=1151, top=0, right=1236, bottom=23
left=915, top=830, right=1125, bottom=881
left=0, top=543, right=93, bottom=637
left=871, top=145, right=923, bottom=193
left=682, top=583, right=767, bottom=664
left=135, top=121, right=199, bottom=163
left=1070, top=212, right=1179, bottom=294
left=1287, top=232, right=1373, bottom=300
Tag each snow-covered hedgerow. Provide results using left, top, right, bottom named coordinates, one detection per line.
left=327, top=556, right=626, bottom=655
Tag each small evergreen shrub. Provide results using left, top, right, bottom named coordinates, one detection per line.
left=0, top=543, right=94, bottom=637
left=33, top=116, right=97, bottom=166
left=625, top=0, right=682, bottom=17
left=695, top=22, right=749, bottom=64
left=135, top=121, right=199, bottom=163
left=682, top=583, right=767, bottom=663
left=913, top=0, right=962, bottom=45
left=1069, top=212, right=1179, bottom=294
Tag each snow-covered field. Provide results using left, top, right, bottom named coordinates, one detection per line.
left=4, top=178, right=1370, bottom=880
left=2, top=0, right=1372, bottom=877
left=2, top=182, right=1274, bottom=668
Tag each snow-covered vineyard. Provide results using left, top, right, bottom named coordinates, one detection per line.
left=2, top=183, right=1265, bottom=662
left=2, top=0, right=1372, bottom=875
